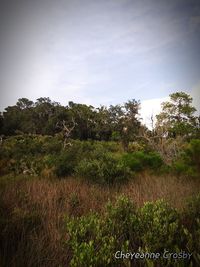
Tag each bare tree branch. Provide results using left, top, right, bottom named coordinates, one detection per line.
left=56, top=118, right=76, bottom=148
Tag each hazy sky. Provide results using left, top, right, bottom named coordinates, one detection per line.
left=0, top=0, right=200, bottom=126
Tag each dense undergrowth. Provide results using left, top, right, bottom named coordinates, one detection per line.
left=66, top=195, right=200, bottom=267
left=1, top=135, right=199, bottom=182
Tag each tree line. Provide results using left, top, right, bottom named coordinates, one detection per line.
left=0, top=92, right=199, bottom=148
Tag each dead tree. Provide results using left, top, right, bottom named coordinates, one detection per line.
left=136, top=126, right=184, bottom=164
left=56, top=119, right=76, bottom=148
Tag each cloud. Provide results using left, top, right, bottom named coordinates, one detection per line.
left=191, top=83, right=200, bottom=115
left=140, top=97, right=169, bottom=128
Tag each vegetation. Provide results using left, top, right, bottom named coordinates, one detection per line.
left=0, top=91, right=199, bottom=266
left=67, top=196, right=200, bottom=267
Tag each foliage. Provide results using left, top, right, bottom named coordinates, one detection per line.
left=156, top=92, right=198, bottom=138
left=105, top=196, right=140, bottom=250
left=66, top=213, right=117, bottom=267
left=1, top=134, right=199, bottom=181
left=52, top=148, right=80, bottom=177
left=121, top=151, right=163, bottom=172
left=66, top=196, right=137, bottom=267
left=0, top=135, right=63, bottom=175
left=182, top=194, right=200, bottom=234
left=66, top=196, right=200, bottom=267
left=184, top=139, right=200, bottom=170
left=172, top=139, right=200, bottom=177
left=182, top=194, right=200, bottom=264
left=75, top=153, right=131, bottom=185
left=1, top=97, right=141, bottom=146
left=139, top=200, right=183, bottom=251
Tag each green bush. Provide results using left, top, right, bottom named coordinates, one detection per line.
left=75, top=153, right=131, bottom=185
left=66, top=213, right=119, bottom=267
left=0, top=137, right=124, bottom=178
left=139, top=200, right=184, bottom=252
left=182, top=194, right=200, bottom=235
left=105, top=196, right=140, bottom=249
left=181, top=194, right=200, bottom=265
left=66, top=197, right=198, bottom=267
left=54, top=150, right=79, bottom=177
left=184, top=139, right=200, bottom=170
left=1, top=135, right=42, bottom=159
left=172, top=160, right=189, bottom=176
left=121, top=151, right=163, bottom=172
left=172, top=139, right=200, bottom=178
left=66, top=198, right=134, bottom=267
left=40, top=136, right=62, bottom=154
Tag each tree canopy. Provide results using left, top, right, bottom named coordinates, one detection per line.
left=0, top=97, right=141, bottom=147
left=156, top=92, right=198, bottom=138
left=0, top=92, right=199, bottom=147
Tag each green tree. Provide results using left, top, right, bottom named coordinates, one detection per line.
left=156, top=92, right=198, bottom=138
left=67, top=101, right=96, bottom=140
left=34, top=97, right=62, bottom=135
left=108, top=100, right=140, bottom=150
left=2, top=105, right=24, bottom=135
left=95, top=106, right=112, bottom=140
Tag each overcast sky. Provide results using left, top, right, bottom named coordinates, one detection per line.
left=0, top=0, right=200, bottom=127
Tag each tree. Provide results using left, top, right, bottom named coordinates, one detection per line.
left=121, top=99, right=141, bottom=151
left=108, top=100, right=141, bottom=151
left=95, top=106, right=112, bottom=140
left=16, top=98, right=34, bottom=109
left=2, top=105, right=22, bottom=135
left=56, top=118, right=76, bottom=148
left=67, top=102, right=96, bottom=140
left=34, top=97, right=61, bottom=135
left=0, top=112, right=4, bottom=135
left=156, top=92, right=197, bottom=138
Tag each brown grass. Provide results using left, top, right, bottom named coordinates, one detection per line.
left=121, top=172, right=200, bottom=209
left=0, top=174, right=199, bottom=267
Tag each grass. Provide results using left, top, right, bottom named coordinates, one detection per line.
left=0, top=173, right=200, bottom=267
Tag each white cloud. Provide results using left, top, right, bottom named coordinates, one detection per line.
left=191, top=84, right=200, bottom=115
left=140, top=97, right=169, bottom=128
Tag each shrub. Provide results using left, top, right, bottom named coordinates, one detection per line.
left=182, top=194, right=200, bottom=233
left=105, top=195, right=140, bottom=249
left=53, top=150, right=79, bottom=177
left=75, top=153, right=131, bottom=185
left=66, top=197, right=136, bottom=267
left=172, top=160, right=188, bottom=175
left=172, top=139, right=200, bottom=178
left=100, top=141, right=121, bottom=153
left=1, top=135, right=41, bottom=159
left=127, top=142, right=144, bottom=152
left=139, top=200, right=184, bottom=252
left=184, top=139, right=200, bottom=170
left=66, top=213, right=118, bottom=267
left=66, top=197, right=197, bottom=267
left=40, top=136, right=62, bottom=154
left=121, top=151, right=163, bottom=172
left=182, top=194, right=200, bottom=265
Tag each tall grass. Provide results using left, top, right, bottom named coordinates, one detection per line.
left=0, top=174, right=199, bottom=267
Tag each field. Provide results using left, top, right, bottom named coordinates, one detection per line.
left=0, top=136, right=200, bottom=267
left=0, top=92, right=200, bottom=266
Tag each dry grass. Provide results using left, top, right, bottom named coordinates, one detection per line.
left=121, top=172, right=200, bottom=209
left=0, top=173, right=200, bottom=267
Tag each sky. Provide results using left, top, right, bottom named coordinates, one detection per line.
left=0, top=0, right=200, bottom=127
